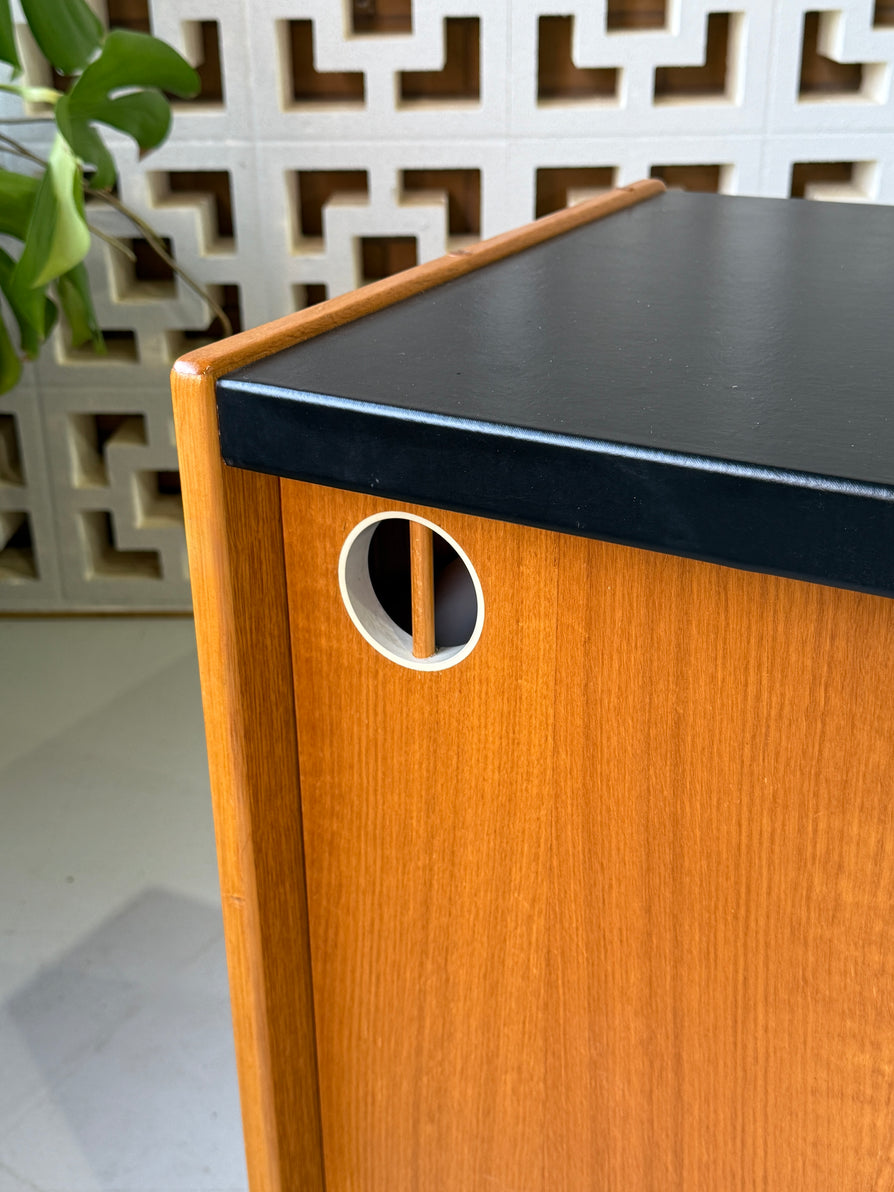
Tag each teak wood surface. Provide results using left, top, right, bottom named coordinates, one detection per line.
left=171, top=180, right=663, bottom=1191
left=172, top=178, right=894, bottom=1191
left=281, top=481, right=894, bottom=1192
left=409, top=521, right=436, bottom=658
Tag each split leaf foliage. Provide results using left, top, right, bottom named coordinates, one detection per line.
left=0, top=0, right=199, bottom=392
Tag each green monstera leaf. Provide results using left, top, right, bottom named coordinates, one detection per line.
left=56, top=30, right=200, bottom=189
left=69, top=29, right=200, bottom=104
left=0, top=10, right=209, bottom=392
left=0, top=313, right=23, bottom=393
left=14, top=134, right=90, bottom=292
left=0, top=164, right=98, bottom=389
left=20, top=0, right=103, bottom=75
left=55, top=262, right=103, bottom=351
left=0, top=0, right=21, bottom=73
left=54, top=102, right=117, bottom=191
left=0, top=246, right=58, bottom=359
left=0, top=171, right=58, bottom=366
left=0, top=134, right=88, bottom=373
left=0, top=170, right=40, bottom=240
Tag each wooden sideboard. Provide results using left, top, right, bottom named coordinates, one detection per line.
left=172, top=180, right=894, bottom=1191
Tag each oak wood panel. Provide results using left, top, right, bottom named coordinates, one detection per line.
left=282, top=479, right=894, bottom=1190
left=170, top=371, right=324, bottom=1192
left=548, top=535, right=894, bottom=1190
left=281, top=480, right=560, bottom=1191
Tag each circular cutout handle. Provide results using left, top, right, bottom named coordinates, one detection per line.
left=339, top=513, right=484, bottom=671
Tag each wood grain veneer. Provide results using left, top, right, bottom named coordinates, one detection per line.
left=280, top=482, right=558, bottom=1191
left=282, top=479, right=894, bottom=1192
left=172, top=180, right=665, bottom=1191
left=170, top=374, right=324, bottom=1192
left=409, top=521, right=436, bottom=658
left=548, top=533, right=894, bottom=1190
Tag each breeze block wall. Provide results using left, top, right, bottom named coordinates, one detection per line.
left=1, top=0, right=893, bottom=611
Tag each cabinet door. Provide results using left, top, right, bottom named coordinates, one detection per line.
left=281, top=478, right=894, bottom=1192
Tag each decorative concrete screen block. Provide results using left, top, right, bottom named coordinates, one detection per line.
left=41, top=393, right=191, bottom=610
left=0, top=380, right=64, bottom=610
left=1, top=0, right=894, bottom=609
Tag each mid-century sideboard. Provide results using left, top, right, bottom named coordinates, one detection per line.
left=173, top=179, right=894, bottom=1191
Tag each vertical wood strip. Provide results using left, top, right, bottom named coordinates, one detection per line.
left=410, top=521, right=436, bottom=658
left=171, top=366, right=325, bottom=1192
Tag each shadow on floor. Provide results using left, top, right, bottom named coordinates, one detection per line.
left=4, top=887, right=247, bottom=1191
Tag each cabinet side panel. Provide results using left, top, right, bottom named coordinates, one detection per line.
left=281, top=480, right=559, bottom=1191
left=172, top=370, right=325, bottom=1192
left=281, top=472, right=894, bottom=1189
left=550, top=535, right=894, bottom=1190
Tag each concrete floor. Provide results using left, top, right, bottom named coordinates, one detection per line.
left=0, top=619, right=247, bottom=1192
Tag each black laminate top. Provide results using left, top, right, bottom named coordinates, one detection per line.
left=217, top=190, right=894, bottom=598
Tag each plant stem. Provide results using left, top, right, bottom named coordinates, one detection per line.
left=0, top=130, right=46, bottom=168
left=0, top=129, right=233, bottom=338
left=85, top=186, right=233, bottom=337
left=87, top=224, right=137, bottom=261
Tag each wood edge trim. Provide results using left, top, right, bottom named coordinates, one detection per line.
left=171, top=365, right=324, bottom=1192
left=410, top=521, right=436, bottom=658
left=171, top=178, right=665, bottom=382
left=170, top=364, right=280, bottom=1191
